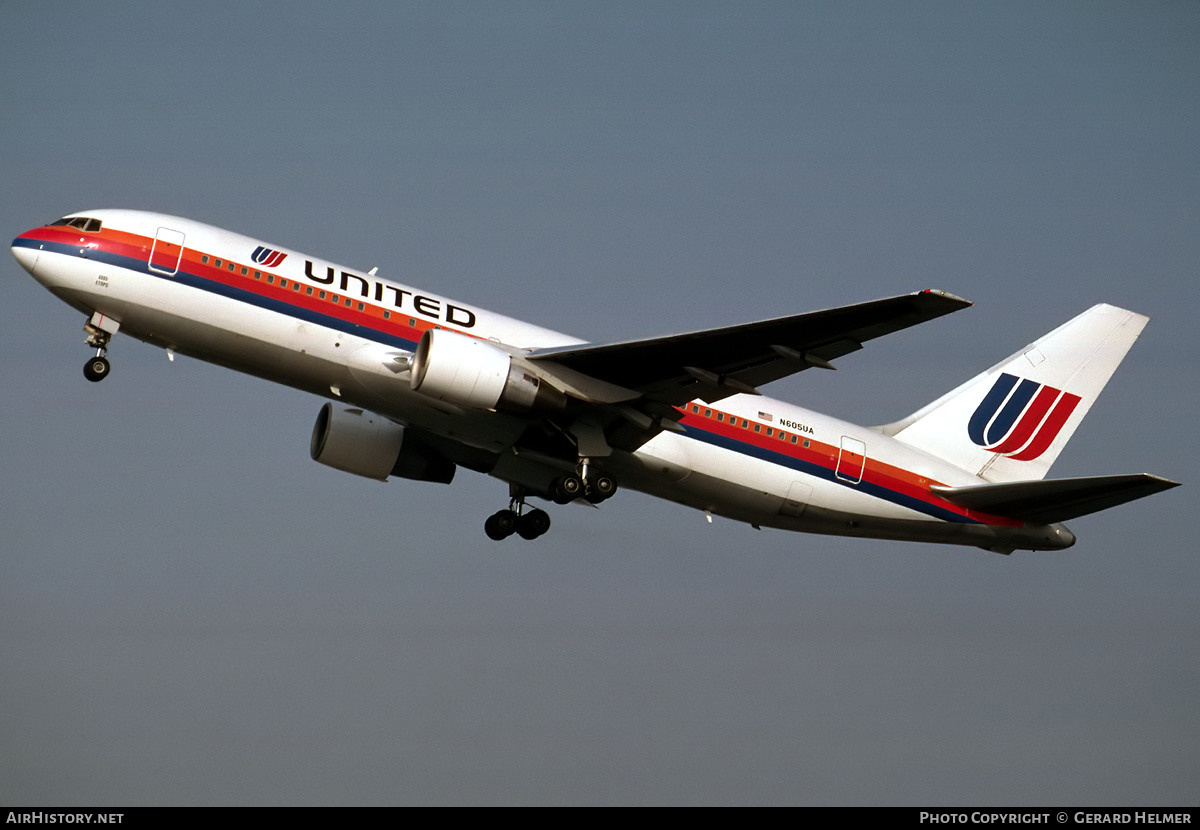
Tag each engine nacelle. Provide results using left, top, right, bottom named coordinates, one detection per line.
left=310, top=403, right=455, bottom=483
left=410, top=328, right=566, bottom=412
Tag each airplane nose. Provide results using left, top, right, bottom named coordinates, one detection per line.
left=11, top=239, right=40, bottom=275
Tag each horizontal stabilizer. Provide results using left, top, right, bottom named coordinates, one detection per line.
left=931, top=474, right=1180, bottom=524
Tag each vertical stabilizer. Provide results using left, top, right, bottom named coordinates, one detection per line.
left=879, top=304, right=1147, bottom=483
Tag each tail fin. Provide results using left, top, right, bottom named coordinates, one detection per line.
left=878, top=304, right=1148, bottom=483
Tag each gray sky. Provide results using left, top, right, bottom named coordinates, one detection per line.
left=1, top=0, right=1196, bottom=806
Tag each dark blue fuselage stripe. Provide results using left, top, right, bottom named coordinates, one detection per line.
left=679, top=423, right=980, bottom=525
left=19, top=237, right=983, bottom=525
left=19, top=238, right=423, bottom=352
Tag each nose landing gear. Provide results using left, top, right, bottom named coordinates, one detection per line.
left=83, top=354, right=111, bottom=382
left=82, top=312, right=119, bottom=383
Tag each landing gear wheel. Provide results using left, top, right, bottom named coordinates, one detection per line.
left=517, top=508, right=551, bottom=540
left=552, top=474, right=584, bottom=505
left=484, top=509, right=519, bottom=541
left=83, top=355, right=111, bottom=383
left=82, top=314, right=116, bottom=382
left=585, top=474, right=617, bottom=504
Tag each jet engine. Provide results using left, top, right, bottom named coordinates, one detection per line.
left=310, top=403, right=455, bottom=483
left=409, top=328, right=566, bottom=412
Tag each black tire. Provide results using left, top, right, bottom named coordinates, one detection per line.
left=484, top=510, right=518, bottom=541
left=553, top=474, right=583, bottom=504
left=83, top=356, right=110, bottom=383
left=586, top=474, right=617, bottom=503
left=517, top=508, right=551, bottom=540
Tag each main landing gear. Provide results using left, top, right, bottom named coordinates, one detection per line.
left=82, top=313, right=118, bottom=383
left=485, top=497, right=552, bottom=542
left=549, top=459, right=617, bottom=506
left=483, top=463, right=620, bottom=542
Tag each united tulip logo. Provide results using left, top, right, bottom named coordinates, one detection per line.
left=251, top=246, right=287, bottom=268
left=968, top=373, right=1081, bottom=461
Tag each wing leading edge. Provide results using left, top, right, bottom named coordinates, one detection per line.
left=527, top=289, right=972, bottom=407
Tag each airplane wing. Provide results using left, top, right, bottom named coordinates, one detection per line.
left=931, top=473, right=1181, bottom=524
left=527, top=289, right=972, bottom=407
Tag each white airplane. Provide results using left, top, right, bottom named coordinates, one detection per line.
left=12, top=210, right=1179, bottom=553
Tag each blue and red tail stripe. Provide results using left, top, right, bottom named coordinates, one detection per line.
left=676, top=407, right=1022, bottom=527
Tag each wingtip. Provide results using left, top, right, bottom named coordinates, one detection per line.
left=917, top=288, right=973, bottom=308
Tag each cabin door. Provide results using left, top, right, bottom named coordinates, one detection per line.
left=148, top=226, right=185, bottom=275
left=835, top=436, right=867, bottom=484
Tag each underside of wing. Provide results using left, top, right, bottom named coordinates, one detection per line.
left=527, top=289, right=971, bottom=407
left=931, top=474, right=1181, bottom=524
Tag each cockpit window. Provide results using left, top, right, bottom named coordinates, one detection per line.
left=47, top=216, right=102, bottom=232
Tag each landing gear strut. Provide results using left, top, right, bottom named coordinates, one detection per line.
left=484, top=457, right=620, bottom=541
left=82, top=313, right=118, bottom=383
left=485, top=493, right=552, bottom=542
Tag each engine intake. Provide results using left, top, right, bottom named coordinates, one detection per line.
left=310, top=403, right=455, bottom=483
left=410, top=328, right=566, bottom=412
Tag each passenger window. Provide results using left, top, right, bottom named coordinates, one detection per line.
left=280, top=279, right=287, bottom=288
left=214, top=259, right=222, bottom=267
left=754, top=424, right=761, bottom=433
left=383, top=311, right=390, bottom=319
left=227, top=262, right=234, bottom=272
left=267, top=275, right=274, bottom=284
left=716, top=413, right=724, bottom=422
left=201, top=255, right=209, bottom=264
left=319, top=291, right=326, bottom=299
left=241, top=266, right=248, bottom=275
